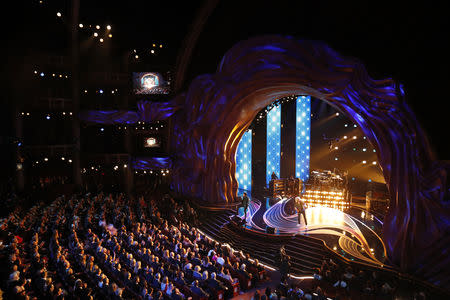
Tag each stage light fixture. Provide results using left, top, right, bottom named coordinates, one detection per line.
left=68, top=159, right=72, bottom=163
left=334, top=146, right=338, bottom=150
left=353, top=136, right=357, bottom=139
left=61, top=157, right=65, bottom=160
left=335, top=112, right=339, bottom=116
left=296, top=96, right=311, bottom=181
left=96, top=25, right=100, bottom=29
left=99, top=38, right=104, bottom=43
left=46, top=115, right=50, bottom=120
left=160, top=44, right=163, bottom=48
left=106, top=25, right=111, bottom=30
left=94, top=32, right=98, bottom=37
left=372, top=161, right=377, bottom=165
left=56, top=12, right=61, bottom=17
left=44, top=158, right=48, bottom=161
left=108, top=34, right=112, bottom=38
left=151, top=49, right=155, bottom=54
left=267, top=106, right=281, bottom=184
left=343, top=136, right=347, bottom=139
left=362, top=160, right=367, bottom=164
left=40, top=72, right=45, bottom=77
left=79, top=24, right=83, bottom=28
left=135, top=55, right=139, bottom=59
left=362, top=148, right=366, bottom=152
left=236, top=130, right=252, bottom=192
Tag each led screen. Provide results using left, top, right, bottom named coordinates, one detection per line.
left=143, top=137, right=161, bottom=148
left=133, top=72, right=171, bottom=94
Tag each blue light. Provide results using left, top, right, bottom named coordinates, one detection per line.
left=40, top=72, right=44, bottom=77
left=99, top=89, right=104, bottom=94
left=267, top=105, right=281, bottom=184
left=236, top=129, right=252, bottom=192
left=18, top=142, right=22, bottom=146
left=46, top=115, right=50, bottom=120
left=295, top=96, right=311, bottom=182
left=100, top=127, right=104, bottom=132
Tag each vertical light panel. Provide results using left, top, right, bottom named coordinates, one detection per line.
left=296, top=96, right=311, bottom=182
left=236, top=129, right=252, bottom=193
left=267, top=106, right=281, bottom=184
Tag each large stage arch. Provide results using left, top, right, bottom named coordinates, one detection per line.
left=170, top=35, right=450, bottom=277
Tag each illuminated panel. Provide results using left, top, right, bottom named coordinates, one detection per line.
left=267, top=106, right=281, bottom=184
left=295, top=96, right=311, bottom=182
left=236, top=129, right=252, bottom=192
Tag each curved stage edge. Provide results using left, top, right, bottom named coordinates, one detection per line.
left=237, top=197, right=387, bottom=267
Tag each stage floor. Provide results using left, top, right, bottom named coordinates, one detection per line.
left=238, top=197, right=387, bottom=266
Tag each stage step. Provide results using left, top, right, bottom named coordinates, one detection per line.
left=198, top=209, right=330, bottom=277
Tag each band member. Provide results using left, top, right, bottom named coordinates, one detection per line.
left=242, top=192, right=250, bottom=219
left=294, top=197, right=308, bottom=226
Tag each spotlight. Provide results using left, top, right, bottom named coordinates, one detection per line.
left=94, top=32, right=98, bottom=37
left=372, top=161, right=377, bottom=165
left=335, top=112, right=339, bottom=116
left=79, top=24, right=83, bottom=28
left=46, top=115, right=50, bottom=120
left=95, top=25, right=100, bottom=29
left=150, top=49, right=155, bottom=54
left=61, top=157, right=65, bottom=160
left=100, top=128, right=104, bottom=132
left=68, top=159, right=72, bottom=163
left=159, top=44, right=163, bottom=48
left=343, top=136, right=347, bottom=139
left=108, top=34, right=112, bottom=38
left=99, top=38, right=104, bottom=43
left=44, top=158, right=48, bottom=161
left=106, top=25, right=111, bottom=30
left=56, top=12, right=62, bottom=17
left=353, top=136, right=357, bottom=139
left=99, top=89, right=103, bottom=94
left=135, top=55, right=139, bottom=59
left=362, top=160, right=367, bottom=164
left=40, top=72, right=45, bottom=77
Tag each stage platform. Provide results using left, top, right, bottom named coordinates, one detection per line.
left=237, top=196, right=387, bottom=267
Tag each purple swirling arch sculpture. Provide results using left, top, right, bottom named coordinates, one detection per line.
left=170, top=35, right=450, bottom=281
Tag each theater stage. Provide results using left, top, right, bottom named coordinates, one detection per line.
left=237, top=197, right=387, bottom=267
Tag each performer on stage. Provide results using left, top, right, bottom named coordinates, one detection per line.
left=294, top=197, right=308, bottom=226
left=241, top=192, right=250, bottom=219
left=271, top=171, right=278, bottom=181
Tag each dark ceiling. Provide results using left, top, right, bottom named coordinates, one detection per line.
left=2, top=0, right=449, bottom=159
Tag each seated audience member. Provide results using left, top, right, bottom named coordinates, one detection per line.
left=207, top=272, right=227, bottom=292
left=193, top=265, right=203, bottom=280
left=191, top=280, right=210, bottom=298
left=175, top=271, right=188, bottom=286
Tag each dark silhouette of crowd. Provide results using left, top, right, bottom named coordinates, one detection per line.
left=0, top=191, right=267, bottom=299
